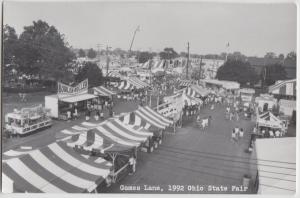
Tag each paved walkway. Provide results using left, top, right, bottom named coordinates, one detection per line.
left=104, top=103, right=257, bottom=194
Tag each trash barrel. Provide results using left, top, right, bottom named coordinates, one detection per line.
left=243, top=174, right=251, bottom=187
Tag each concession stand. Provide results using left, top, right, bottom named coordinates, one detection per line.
left=45, top=79, right=97, bottom=120
left=5, top=104, right=52, bottom=136
left=255, top=94, right=278, bottom=112
left=256, top=111, right=287, bottom=137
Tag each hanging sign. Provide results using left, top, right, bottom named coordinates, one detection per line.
left=58, top=79, right=88, bottom=96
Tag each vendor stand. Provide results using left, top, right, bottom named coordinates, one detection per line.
left=255, top=94, right=278, bottom=113
left=45, top=79, right=98, bottom=120
left=5, top=104, right=52, bottom=136
left=256, top=111, right=287, bottom=138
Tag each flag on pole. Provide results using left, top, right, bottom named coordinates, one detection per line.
left=226, top=42, right=230, bottom=47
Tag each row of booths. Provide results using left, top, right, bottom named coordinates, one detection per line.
left=2, top=105, right=174, bottom=193
left=45, top=76, right=150, bottom=120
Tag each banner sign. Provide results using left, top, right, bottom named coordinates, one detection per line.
left=57, top=79, right=88, bottom=96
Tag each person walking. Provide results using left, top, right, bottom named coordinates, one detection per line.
left=95, top=110, right=100, bottom=121
left=67, top=110, right=71, bottom=122
left=73, top=108, right=78, bottom=120
left=231, top=129, right=237, bottom=143
left=236, top=112, right=239, bottom=121
left=239, top=128, right=244, bottom=139
left=85, top=109, right=90, bottom=121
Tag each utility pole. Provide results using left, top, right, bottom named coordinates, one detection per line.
left=186, top=42, right=190, bottom=79
left=199, top=56, right=203, bottom=82
left=96, top=44, right=102, bottom=59
left=106, top=45, right=111, bottom=77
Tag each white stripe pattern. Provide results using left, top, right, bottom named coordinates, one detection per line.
left=6, top=158, right=66, bottom=193
left=96, top=126, right=139, bottom=147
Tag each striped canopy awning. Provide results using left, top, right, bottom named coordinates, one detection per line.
left=107, top=71, right=124, bottom=79
left=119, top=112, right=160, bottom=132
left=116, top=80, right=135, bottom=90
left=93, top=86, right=116, bottom=97
left=2, top=142, right=111, bottom=193
left=257, top=111, right=283, bottom=129
left=127, top=77, right=149, bottom=89
left=115, top=78, right=149, bottom=91
left=178, top=79, right=196, bottom=87
left=134, top=106, right=171, bottom=129
left=66, top=118, right=152, bottom=153
left=119, top=106, right=173, bottom=131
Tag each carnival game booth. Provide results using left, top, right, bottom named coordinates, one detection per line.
left=45, top=79, right=98, bottom=120
left=255, top=94, right=278, bottom=113
left=65, top=119, right=152, bottom=183
left=256, top=111, right=287, bottom=138
left=2, top=141, right=112, bottom=193
left=5, top=104, right=52, bottom=136
left=92, top=85, right=116, bottom=111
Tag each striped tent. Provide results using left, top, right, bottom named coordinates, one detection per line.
left=141, top=61, right=150, bottom=69
left=127, top=77, right=149, bottom=89
left=116, top=80, right=135, bottom=90
left=174, top=85, right=210, bottom=98
left=93, top=86, right=116, bottom=97
left=178, top=79, right=196, bottom=87
left=119, top=111, right=161, bottom=132
left=151, top=60, right=165, bottom=73
left=115, top=78, right=149, bottom=91
left=66, top=118, right=152, bottom=153
left=2, top=141, right=111, bottom=193
left=134, top=106, right=171, bottom=129
left=107, top=71, right=124, bottom=79
left=119, top=106, right=172, bottom=129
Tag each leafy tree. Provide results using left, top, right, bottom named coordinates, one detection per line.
left=3, top=25, right=19, bottom=67
left=264, top=63, right=287, bottom=86
left=216, top=59, right=259, bottom=86
left=16, top=20, right=75, bottom=81
left=278, top=54, right=284, bottom=60
left=264, top=52, right=276, bottom=59
left=78, top=49, right=86, bottom=57
left=137, top=51, right=153, bottom=63
left=87, top=48, right=97, bottom=59
left=286, top=51, right=296, bottom=62
left=75, top=62, right=103, bottom=88
left=159, top=48, right=178, bottom=60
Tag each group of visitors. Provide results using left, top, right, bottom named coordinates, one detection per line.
left=257, top=127, right=284, bottom=138
left=231, top=126, right=244, bottom=143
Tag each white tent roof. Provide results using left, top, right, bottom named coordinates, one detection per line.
left=256, top=137, right=296, bottom=194
left=59, top=93, right=97, bottom=103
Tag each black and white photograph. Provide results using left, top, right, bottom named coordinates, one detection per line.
left=1, top=0, right=297, bottom=195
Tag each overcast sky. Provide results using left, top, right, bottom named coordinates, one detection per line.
left=4, top=1, right=297, bottom=57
